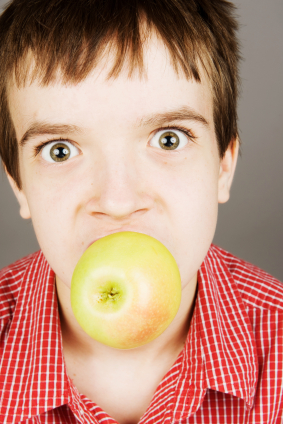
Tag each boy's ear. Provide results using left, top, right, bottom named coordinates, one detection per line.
left=6, top=173, right=31, bottom=219
left=218, top=138, right=239, bottom=204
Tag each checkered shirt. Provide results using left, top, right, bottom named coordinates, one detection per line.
left=1, top=244, right=283, bottom=424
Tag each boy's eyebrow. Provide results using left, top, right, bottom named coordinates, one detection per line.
left=19, top=123, right=82, bottom=147
left=19, top=106, right=209, bottom=147
left=137, top=106, right=209, bottom=128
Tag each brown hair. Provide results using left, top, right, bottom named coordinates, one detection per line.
left=0, top=0, right=240, bottom=189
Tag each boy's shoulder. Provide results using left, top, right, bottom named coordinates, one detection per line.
left=0, top=251, right=41, bottom=322
left=211, top=244, right=283, bottom=313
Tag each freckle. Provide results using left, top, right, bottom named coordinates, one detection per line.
left=82, top=241, right=84, bottom=245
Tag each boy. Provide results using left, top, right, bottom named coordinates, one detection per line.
left=0, top=0, right=282, bottom=423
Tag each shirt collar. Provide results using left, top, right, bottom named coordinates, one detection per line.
left=172, top=245, right=259, bottom=421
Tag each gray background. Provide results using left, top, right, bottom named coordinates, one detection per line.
left=0, top=0, right=282, bottom=281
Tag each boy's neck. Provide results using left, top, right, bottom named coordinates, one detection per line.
left=56, top=275, right=197, bottom=423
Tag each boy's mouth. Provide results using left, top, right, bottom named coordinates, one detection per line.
left=87, top=229, right=149, bottom=250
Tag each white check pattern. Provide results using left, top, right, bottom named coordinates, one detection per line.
left=0, top=245, right=283, bottom=423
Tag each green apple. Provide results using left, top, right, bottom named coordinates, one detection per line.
left=71, top=231, right=181, bottom=349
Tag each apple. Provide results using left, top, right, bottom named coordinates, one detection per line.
left=71, top=231, right=181, bottom=349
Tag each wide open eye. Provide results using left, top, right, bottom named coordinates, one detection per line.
left=149, top=129, right=189, bottom=151
left=41, top=141, right=80, bottom=163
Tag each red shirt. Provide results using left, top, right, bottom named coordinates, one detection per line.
left=0, top=244, right=283, bottom=424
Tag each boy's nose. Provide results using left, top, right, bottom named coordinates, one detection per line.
left=85, top=150, right=150, bottom=221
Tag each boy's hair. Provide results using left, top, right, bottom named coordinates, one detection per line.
left=0, top=0, right=240, bottom=190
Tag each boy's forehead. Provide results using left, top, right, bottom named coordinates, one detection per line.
left=8, top=36, right=213, bottom=138
left=9, top=29, right=211, bottom=91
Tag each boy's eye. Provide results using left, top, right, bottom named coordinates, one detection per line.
left=41, top=141, right=80, bottom=163
left=150, top=129, right=189, bottom=151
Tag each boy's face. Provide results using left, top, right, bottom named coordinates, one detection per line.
left=7, top=36, right=238, bottom=292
